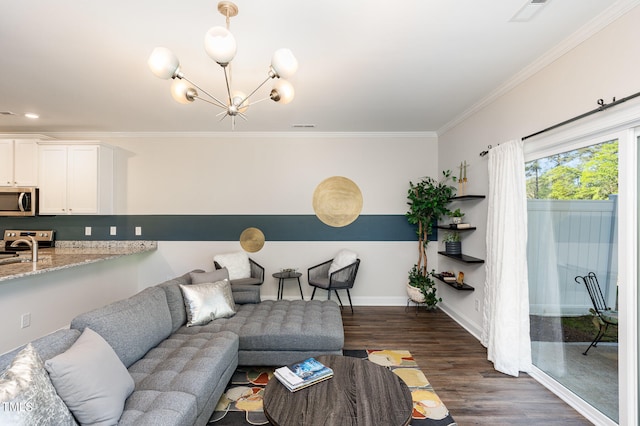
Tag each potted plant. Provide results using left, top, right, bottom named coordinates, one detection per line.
left=449, top=208, right=464, bottom=225
left=406, top=265, right=439, bottom=305
left=443, top=231, right=461, bottom=255
left=406, top=170, right=456, bottom=307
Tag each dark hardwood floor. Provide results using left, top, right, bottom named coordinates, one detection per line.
left=341, top=306, right=591, bottom=425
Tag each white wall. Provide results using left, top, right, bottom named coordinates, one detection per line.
left=0, top=254, right=147, bottom=353
left=99, top=133, right=440, bottom=301
left=104, top=134, right=436, bottom=215
left=437, top=6, right=640, bottom=337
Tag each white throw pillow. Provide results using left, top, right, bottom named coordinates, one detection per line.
left=45, top=328, right=134, bottom=426
left=0, top=344, right=77, bottom=426
left=180, top=279, right=237, bottom=326
left=214, top=252, right=251, bottom=280
left=328, top=249, right=358, bottom=277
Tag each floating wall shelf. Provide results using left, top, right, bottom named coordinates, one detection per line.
left=438, top=251, right=485, bottom=264
left=433, top=273, right=475, bottom=291
left=450, top=195, right=486, bottom=201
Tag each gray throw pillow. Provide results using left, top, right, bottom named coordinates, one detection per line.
left=180, top=279, right=237, bottom=326
left=190, top=268, right=230, bottom=284
left=0, top=344, right=77, bottom=426
left=45, top=328, right=134, bottom=426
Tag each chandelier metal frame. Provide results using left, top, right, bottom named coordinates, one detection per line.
left=148, top=1, right=298, bottom=130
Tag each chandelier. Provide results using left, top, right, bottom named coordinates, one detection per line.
left=148, top=1, right=298, bottom=130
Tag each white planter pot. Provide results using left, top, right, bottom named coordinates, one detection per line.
left=406, top=284, right=425, bottom=303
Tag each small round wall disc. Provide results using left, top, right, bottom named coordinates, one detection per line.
left=239, top=227, right=265, bottom=253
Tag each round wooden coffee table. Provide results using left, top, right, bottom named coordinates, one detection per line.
left=263, top=355, right=413, bottom=426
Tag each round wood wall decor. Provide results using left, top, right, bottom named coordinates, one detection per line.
left=239, top=227, right=265, bottom=253
left=312, top=176, right=363, bottom=227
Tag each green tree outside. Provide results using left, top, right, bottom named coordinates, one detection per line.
left=525, top=140, right=618, bottom=200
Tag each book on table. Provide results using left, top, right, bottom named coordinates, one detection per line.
left=274, top=357, right=334, bottom=392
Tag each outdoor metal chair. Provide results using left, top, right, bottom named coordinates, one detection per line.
left=574, top=272, right=618, bottom=355
left=308, top=258, right=360, bottom=313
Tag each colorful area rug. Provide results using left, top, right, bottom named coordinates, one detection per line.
left=208, top=349, right=456, bottom=426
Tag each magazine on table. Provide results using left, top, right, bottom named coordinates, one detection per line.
left=274, top=357, right=333, bottom=392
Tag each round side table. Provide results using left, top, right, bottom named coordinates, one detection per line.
left=272, top=271, right=304, bottom=300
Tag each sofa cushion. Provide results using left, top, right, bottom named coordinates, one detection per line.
left=156, top=271, right=200, bottom=334
left=70, top=287, right=173, bottom=368
left=158, top=269, right=240, bottom=334
left=0, top=344, right=77, bottom=426
left=45, top=328, right=134, bottom=426
left=190, top=268, right=229, bottom=284
left=229, top=285, right=261, bottom=304
left=125, top=330, right=239, bottom=424
left=0, top=329, right=80, bottom=372
left=175, top=300, right=344, bottom=352
left=229, top=277, right=263, bottom=286
left=213, top=252, right=250, bottom=280
left=117, top=390, right=197, bottom=426
left=180, top=280, right=237, bottom=326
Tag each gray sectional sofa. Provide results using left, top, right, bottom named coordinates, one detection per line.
left=0, top=270, right=344, bottom=426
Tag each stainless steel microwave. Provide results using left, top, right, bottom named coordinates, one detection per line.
left=0, top=187, right=38, bottom=216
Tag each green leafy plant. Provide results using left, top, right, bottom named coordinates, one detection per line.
left=406, top=170, right=456, bottom=308
left=449, top=208, right=464, bottom=218
left=442, top=231, right=461, bottom=243
left=408, top=265, right=441, bottom=306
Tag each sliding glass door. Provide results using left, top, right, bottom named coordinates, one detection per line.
left=526, top=137, right=619, bottom=422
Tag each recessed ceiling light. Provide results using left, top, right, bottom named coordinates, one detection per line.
left=24, top=113, right=39, bottom=119
left=291, top=124, right=316, bottom=128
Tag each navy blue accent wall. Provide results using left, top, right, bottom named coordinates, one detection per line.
left=0, top=215, right=438, bottom=241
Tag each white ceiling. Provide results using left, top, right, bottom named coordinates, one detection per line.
left=0, top=0, right=635, bottom=135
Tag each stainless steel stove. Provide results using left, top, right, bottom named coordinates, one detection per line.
left=3, top=229, right=55, bottom=251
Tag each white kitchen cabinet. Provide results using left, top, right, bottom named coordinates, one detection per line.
left=38, top=142, right=113, bottom=214
left=0, top=139, right=39, bottom=186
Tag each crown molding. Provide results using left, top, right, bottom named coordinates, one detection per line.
left=32, top=131, right=439, bottom=140
left=437, top=0, right=640, bottom=137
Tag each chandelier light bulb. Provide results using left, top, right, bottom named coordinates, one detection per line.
left=230, top=91, right=249, bottom=113
left=171, top=79, right=197, bottom=104
left=271, top=48, right=298, bottom=79
left=204, top=26, right=237, bottom=65
left=270, top=79, right=295, bottom=104
left=148, top=47, right=181, bottom=79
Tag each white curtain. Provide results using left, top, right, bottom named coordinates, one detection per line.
left=481, top=139, right=532, bottom=377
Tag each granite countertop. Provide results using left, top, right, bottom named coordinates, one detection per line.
left=0, top=241, right=157, bottom=283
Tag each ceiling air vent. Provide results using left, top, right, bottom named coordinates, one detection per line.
left=0, top=111, right=17, bottom=116
left=511, top=0, right=550, bottom=22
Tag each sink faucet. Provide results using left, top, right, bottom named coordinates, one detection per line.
left=10, top=236, right=38, bottom=262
